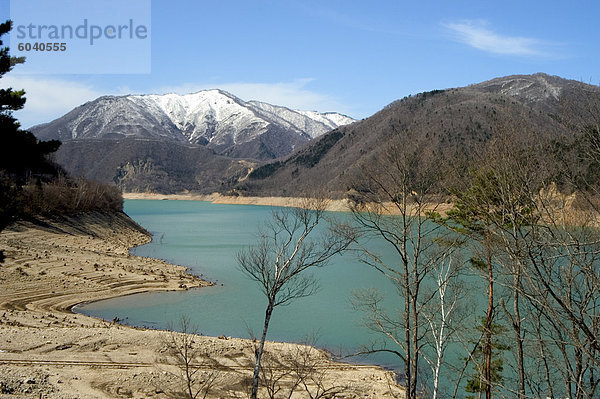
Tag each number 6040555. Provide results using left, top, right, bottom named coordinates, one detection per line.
left=17, top=42, right=67, bottom=51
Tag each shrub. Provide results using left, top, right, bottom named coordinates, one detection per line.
left=21, top=177, right=123, bottom=216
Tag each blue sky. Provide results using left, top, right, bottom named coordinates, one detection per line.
left=1, top=0, right=599, bottom=128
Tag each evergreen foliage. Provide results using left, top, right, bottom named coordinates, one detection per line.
left=0, top=20, right=123, bottom=263
left=0, top=20, right=61, bottom=184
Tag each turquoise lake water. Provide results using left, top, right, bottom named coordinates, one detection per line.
left=76, top=200, right=404, bottom=369
left=74, top=199, right=580, bottom=398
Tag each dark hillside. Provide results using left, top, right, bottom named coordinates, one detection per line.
left=238, top=73, right=600, bottom=197
left=55, top=139, right=255, bottom=194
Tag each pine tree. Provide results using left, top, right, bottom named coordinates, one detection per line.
left=465, top=318, right=510, bottom=399
left=0, top=20, right=61, bottom=262
left=0, top=20, right=61, bottom=183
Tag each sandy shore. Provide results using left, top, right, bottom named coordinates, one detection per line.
left=123, top=192, right=355, bottom=212
left=123, top=192, right=453, bottom=216
left=0, top=212, right=404, bottom=398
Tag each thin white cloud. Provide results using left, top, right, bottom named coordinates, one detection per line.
left=2, top=76, right=106, bottom=128
left=443, top=20, right=553, bottom=57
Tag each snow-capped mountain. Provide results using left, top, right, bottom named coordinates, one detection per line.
left=31, top=90, right=355, bottom=160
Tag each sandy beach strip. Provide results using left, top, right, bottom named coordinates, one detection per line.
left=123, top=192, right=354, bottom=211
left=123, top=192, right=453, bottom=216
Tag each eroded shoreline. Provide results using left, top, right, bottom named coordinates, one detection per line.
left=0, top=211, right=404, bottom=398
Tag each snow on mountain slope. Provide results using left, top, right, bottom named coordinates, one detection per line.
left=131, top=90, right=271, bottom=146
left=32, top=89, right=356, bottom=160
left=473, top=73, right=564, bottom=104
left=37, top=95, right=185, bottom=142
left=247, top=101, right=337, bottom=139
left=294, top=110, right=356, bottom=137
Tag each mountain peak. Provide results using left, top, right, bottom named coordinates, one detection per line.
left=471, top=73, right=600, bottom=106
left=31, top=90, right=356, bottom=161
left=239, top=73, right=600, bottom=197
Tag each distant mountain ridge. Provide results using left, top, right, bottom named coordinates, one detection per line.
left=239, top=73, right=600, bottom=197
left=31, top=89, right=355, bottom=160
left=30, top=73, right=600, bottom=195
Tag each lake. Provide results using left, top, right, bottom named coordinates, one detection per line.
left=75, top=199, right=404, bottom=369
left=75, top=199, right=593, bottom=399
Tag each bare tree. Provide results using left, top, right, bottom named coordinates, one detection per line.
left=450, top=134, right=544, bottom=399
left=161, top=315, right=219, bottom=399
left=237, top=198, right=353, bottom=399
left=448, top=126, right=600, bottom=398
left=421, top=253, right=464, bottom=399
left=258, top=339, right=347, bottom=399
left=518, top=193, right=600, bottom=398
left=289, top=343, right=347, bottom=399
left=259, top=349, right=296, bottom=399
left=345, top=141, right=457, bottom=399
